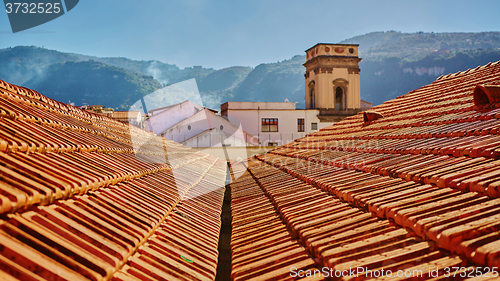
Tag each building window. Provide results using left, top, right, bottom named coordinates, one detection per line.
left=262, top=118, right=278, bottom=132
left=308, top=81, right=315, bottom=109
left=188, top=125, right=192, bottom=130
left=220, top=125, right=224, bottom=130
left=297, top=118, right=305, bottom=132
left=335, top=87, right=344, bottom=110
left=310, top=88, right=315, bottom=109
left=311, top=123, right=318, bottom=130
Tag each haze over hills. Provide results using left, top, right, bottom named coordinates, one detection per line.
left=1, top=31, right=500, bottom=110
left=342, top=31, right=500, bottom=60
left=24, top=60, right=163, bottom=109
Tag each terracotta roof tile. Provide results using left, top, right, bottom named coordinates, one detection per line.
left=228, top=60, right=500, bottom=279
left=0, top=79, right=227, bottom=280
left=4, top=59, right=500, bottom=280
left=229, top=163, right=320, bottom=280
left=229, top=158, right=469, bottom=279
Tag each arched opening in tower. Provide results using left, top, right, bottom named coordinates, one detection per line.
left=310, top=88, right=315, bottom=109
left=335, top=87, right=344, bottom=110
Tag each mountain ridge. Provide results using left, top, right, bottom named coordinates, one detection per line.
left=2, top=31, right=500, bottom=110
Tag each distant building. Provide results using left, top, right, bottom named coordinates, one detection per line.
left=145, top=100, right=205, bottom=135
left=80, top=105, right=143, bottom=127
left=147, top=100, right=258, bottom=147
left=181, top=128, right=254, bottom=148
left=81, top=105, right=113, bottom=114
left=220, top=43, right=368, bottom=145
left=144, top=43, right=370, bottom=147
left=112, top=111, right=142, bottom=127
left=221, top=101, right=330, bottom=146
left=361, top=99, right=373, bottom=110
left=81, top=105, right=114, bottom=117
left=304, top=43, right=364, bottom=122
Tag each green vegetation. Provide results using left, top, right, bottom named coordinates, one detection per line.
left=0, top=46, right=249, bottom=110
left=342, top=31, right=500, bottom=61
left=361, top=49, right=500, bottom=105
left=24, top=60, right=162, bottom=110
left=0, top=46, right=79, bottom=85
left=232, top=55, right=306, bottom=107
left=1, top=31, right=500, bottom=110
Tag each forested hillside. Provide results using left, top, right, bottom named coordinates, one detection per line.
left=2, top=31, right=500, bottom=110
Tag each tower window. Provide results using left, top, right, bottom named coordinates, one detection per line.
left=310, top=88, right=315, bottom=109
left=297, top=118, right=305, bottom=132
left=335, top=87, right=344, bottom=110
left=308, top=81, right=316, bottom=109
left=262, top=118, right=278, bottom=132
left=311, top=123, right=318, bottom=130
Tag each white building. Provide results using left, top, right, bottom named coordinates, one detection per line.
left=181, top=128, right=252, bottom=148
left=219, top=43, right=370, bottom=146
left=145, top=43, right=370, bottom=148
left=144, top=100, right=204, bottom=135
left=221, top=101, right=332, bottom=146
left=147, top=101, right=258, bottom=147
left=361, top=100, right=373, bottom=110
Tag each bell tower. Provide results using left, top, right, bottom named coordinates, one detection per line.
left=304, top=43, right=361, bottom=114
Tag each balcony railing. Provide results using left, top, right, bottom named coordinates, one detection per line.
left=319, top=108, right=363, bottom=115
left=317, top=108, right=364, bottom=122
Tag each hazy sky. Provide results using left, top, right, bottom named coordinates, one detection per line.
left=1, top=0, right=499, bottom=69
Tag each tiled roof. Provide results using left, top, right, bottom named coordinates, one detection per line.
left=0, top=79, right=227, bottom=280
left=229, top=61, right=500, bottom=279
